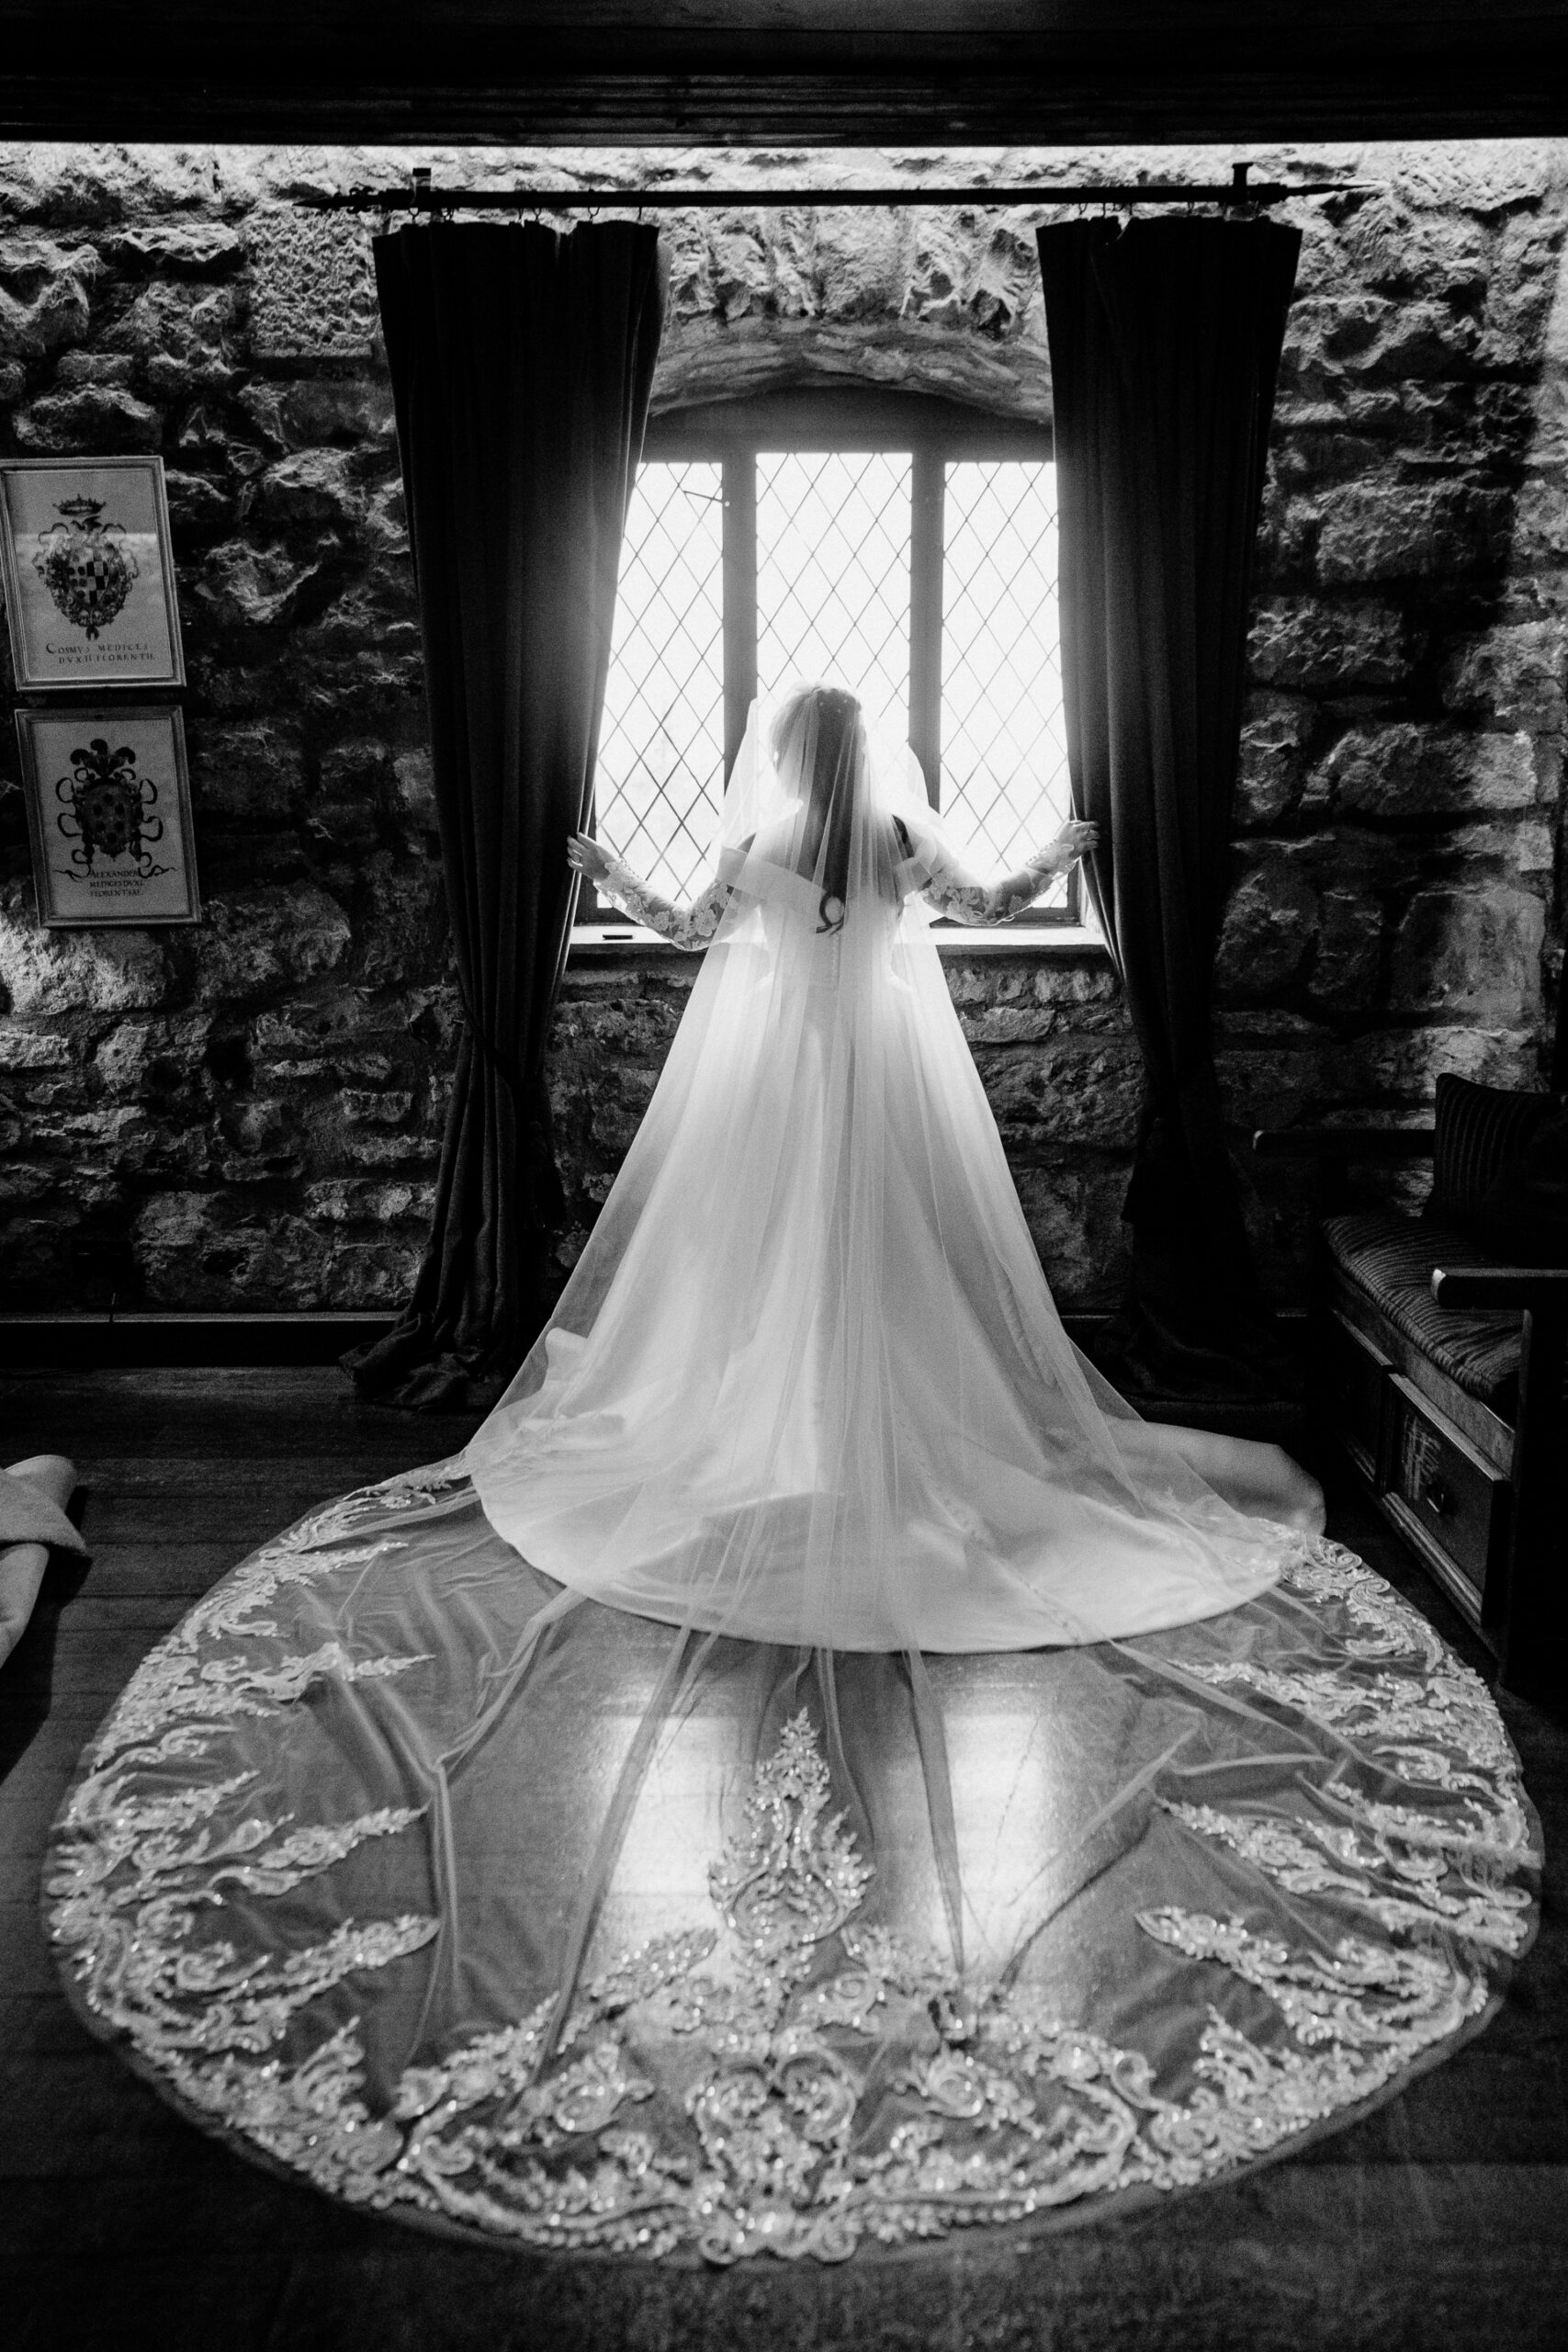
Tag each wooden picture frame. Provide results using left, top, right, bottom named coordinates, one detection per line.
left=16, top=705, right=201, bottom=927
left=0, top=456, right=186, bottom=690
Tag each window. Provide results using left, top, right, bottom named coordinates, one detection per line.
left=586, top=390, right=1076, bottom=930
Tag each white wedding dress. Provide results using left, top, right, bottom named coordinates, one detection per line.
left=45, top=687, right=1539, bottom=2267
left=468, top=687, right=1317, bottom=1651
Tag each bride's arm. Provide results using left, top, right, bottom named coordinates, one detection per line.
left=568, top=836, right=734, bottom=953
left=917, top=818, right=1099, bottom=925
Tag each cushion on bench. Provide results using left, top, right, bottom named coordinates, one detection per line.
left=1427, top=1074, right=1557, bottom=1235
left=1323, top=1210, right=1524, bottom=1412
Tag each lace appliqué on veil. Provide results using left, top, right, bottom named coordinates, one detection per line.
left=47, top=1490, right=1536, bottom=2265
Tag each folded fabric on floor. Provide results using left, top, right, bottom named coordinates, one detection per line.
left=0, top=1457, right=86, bottom=1555
left=1, top=1454, right=85, bottom=1668
left=47, top=1459, right=1540, bottom=2265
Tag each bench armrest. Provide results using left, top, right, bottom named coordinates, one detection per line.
left=1432, top=1266, right=1568, bottom=1310
left=1253, top=1126, right=1436, bottom=1161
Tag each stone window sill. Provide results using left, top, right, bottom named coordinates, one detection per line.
left=569, top=923, right=1111, bottom=965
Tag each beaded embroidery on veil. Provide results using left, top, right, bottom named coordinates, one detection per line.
left=44, top=684, right=1541, bottom=2266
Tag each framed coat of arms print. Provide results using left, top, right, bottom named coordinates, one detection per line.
left=15, top=706, right=200, bottom=926
left=0, top=456, right=186, bottom=689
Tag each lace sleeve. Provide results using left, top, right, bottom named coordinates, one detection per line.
left=917, top=842, right=1062, bottom=927
left=598, top=855, right=734, bottom=953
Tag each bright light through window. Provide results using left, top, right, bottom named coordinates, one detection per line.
left=942, top=461, right=1069, bottom=899
left=757, top=451, right=912, bottom=743
left=592, top=433, right=1072, bottom=918
left=594, top=462, right=726, bottom=901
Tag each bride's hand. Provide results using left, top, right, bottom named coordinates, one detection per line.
left=568, top=833, right=612, bottom=884
left=1047, top=819, right=1099, bottom=867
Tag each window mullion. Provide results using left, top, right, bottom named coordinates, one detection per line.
left=908, top=449, right=944, bottom=811
left=723, top=452, right=758, bottom=777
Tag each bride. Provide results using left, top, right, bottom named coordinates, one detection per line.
left=45, top=679, right=1536, bottom=2267
left=468, top=679, right=1324, bottom=1654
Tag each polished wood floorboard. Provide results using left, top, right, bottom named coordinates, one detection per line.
left=1, top=1369, right=1563, bottom=2352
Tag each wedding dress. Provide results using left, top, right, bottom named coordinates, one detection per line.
left=45, top=685, right=1540, bottom=2266
left=468, top=686, right=1316, bottom=1653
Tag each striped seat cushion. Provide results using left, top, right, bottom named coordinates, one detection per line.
left=1323, top=1210, right=1524, bottom=1413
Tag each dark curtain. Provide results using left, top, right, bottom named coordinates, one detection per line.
left=1037, top=217, right=1301, bottom=1407
left=345, top=222, right=665, bottom=1411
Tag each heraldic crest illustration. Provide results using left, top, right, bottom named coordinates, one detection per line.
left=33, top=495, right=138, bottom=638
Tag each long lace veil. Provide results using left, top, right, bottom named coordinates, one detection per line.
left=41, top=685, right=1540, bottom=2267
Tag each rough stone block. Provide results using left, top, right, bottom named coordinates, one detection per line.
left=1303, top=722, right=1538, bottom=818
left=316, top=1237, right=423, bottom=1307
left=1214, top=1039, right=1324, bottom=1130
left=130, top=1190, right=332, bottom=1309
left=163, top=467, right=233, bottom=537
left=1338, top=196, right=1489, bottom=303
left=1341, top=1023, right=1539, bottom=1102
left=0, top=238, right=95, bottom=361
left=246, top=447, right=365, bottom=534
left=1507, top=473, right=1568, bottom=573
left=108, top=280, right=240, bottom=389
left=1316, top=483, right=1512, bottom=583
left=1011, top=1159, right=1132, bottom=1308
left=1371, top=300, right=1483, bottom=379
left=1247, top=597, right=1416, bottom=690
left=305, top=1178, right=435, bottom=1226
left=977, top=1043, right=1145, bottom=1149
left=1393, top=142, right=1554, bottom=213
left=103, top=221, right=244, bottom=276
left=1214, top=855, right=1321, bottom=1001
left=0, top=1028, right=71, bottom=1071
left=1388, top=885, right=1546, bottom=1023
left=190, top=885, right=350, bottom=1005
left=0, top=906, right=169, bottom=1018
left=393, top=747, right=437, bottom=824
left=1234, top=694, right=1317, bottom=830
left=188, top=718, right=306, bottom=820
left=13, top=382, right=162, bottom=452
left=94, top=1014, right=211, bottom=1096
left=340, top=1089, right=414, bottom=1126
left=349, top=859, right=447, bottom=988
left=1307, top=891, right=1385, bottom=1012
left=1477, top=214, right=1565, bottom=368
left=1442, top=620, right=1568, bottom=733
left=192, top=539, right=330, bottom=633
left=344, top=1131, right=442, bottom=1170
left=246, top=204, right=378, bottom=359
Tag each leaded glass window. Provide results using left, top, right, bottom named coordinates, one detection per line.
left=584, top=390, right=1076, bottom=928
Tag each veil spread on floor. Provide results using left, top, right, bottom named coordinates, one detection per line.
left=468, top=686, right=1309, bottom=1654
left=45, top=685, right=1540, bottom=2265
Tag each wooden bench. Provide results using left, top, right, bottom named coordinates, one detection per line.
left=1255, top=1110, right=1567, bottom=1703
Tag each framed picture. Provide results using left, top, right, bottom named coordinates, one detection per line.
left=16, top=705, right=200, bottom=926
left=0, top=456, right=186, bottom=689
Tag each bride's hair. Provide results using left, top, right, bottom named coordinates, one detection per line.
left=770, top=683, right=897, bottom=933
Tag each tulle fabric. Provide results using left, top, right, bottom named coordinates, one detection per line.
left=468, top=690, right=1311, bottom=1655
left=46, top=1468, right=1540, bottom=2261
left=46, top=688, right=1539, bottom=2258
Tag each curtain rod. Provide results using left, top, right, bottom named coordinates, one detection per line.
left=300, top=161, right=1363, bottom=215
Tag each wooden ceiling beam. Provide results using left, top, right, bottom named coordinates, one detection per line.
left=2, top=13, right=1566, bottom=146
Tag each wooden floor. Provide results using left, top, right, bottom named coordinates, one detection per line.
left=2, top=1369, right=1564, bottom=2352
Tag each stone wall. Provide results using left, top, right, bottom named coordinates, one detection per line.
left=2, top=141, right=1565, bottom=1317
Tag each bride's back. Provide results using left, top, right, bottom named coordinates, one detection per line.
left=761, top=682, right=910, bottom=936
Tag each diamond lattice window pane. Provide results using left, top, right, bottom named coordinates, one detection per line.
left=942, top=462, right=1070, bottom=905
left=596, top=461, right=726, bottom=901
left=757, top=453, right=911, bottom=737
